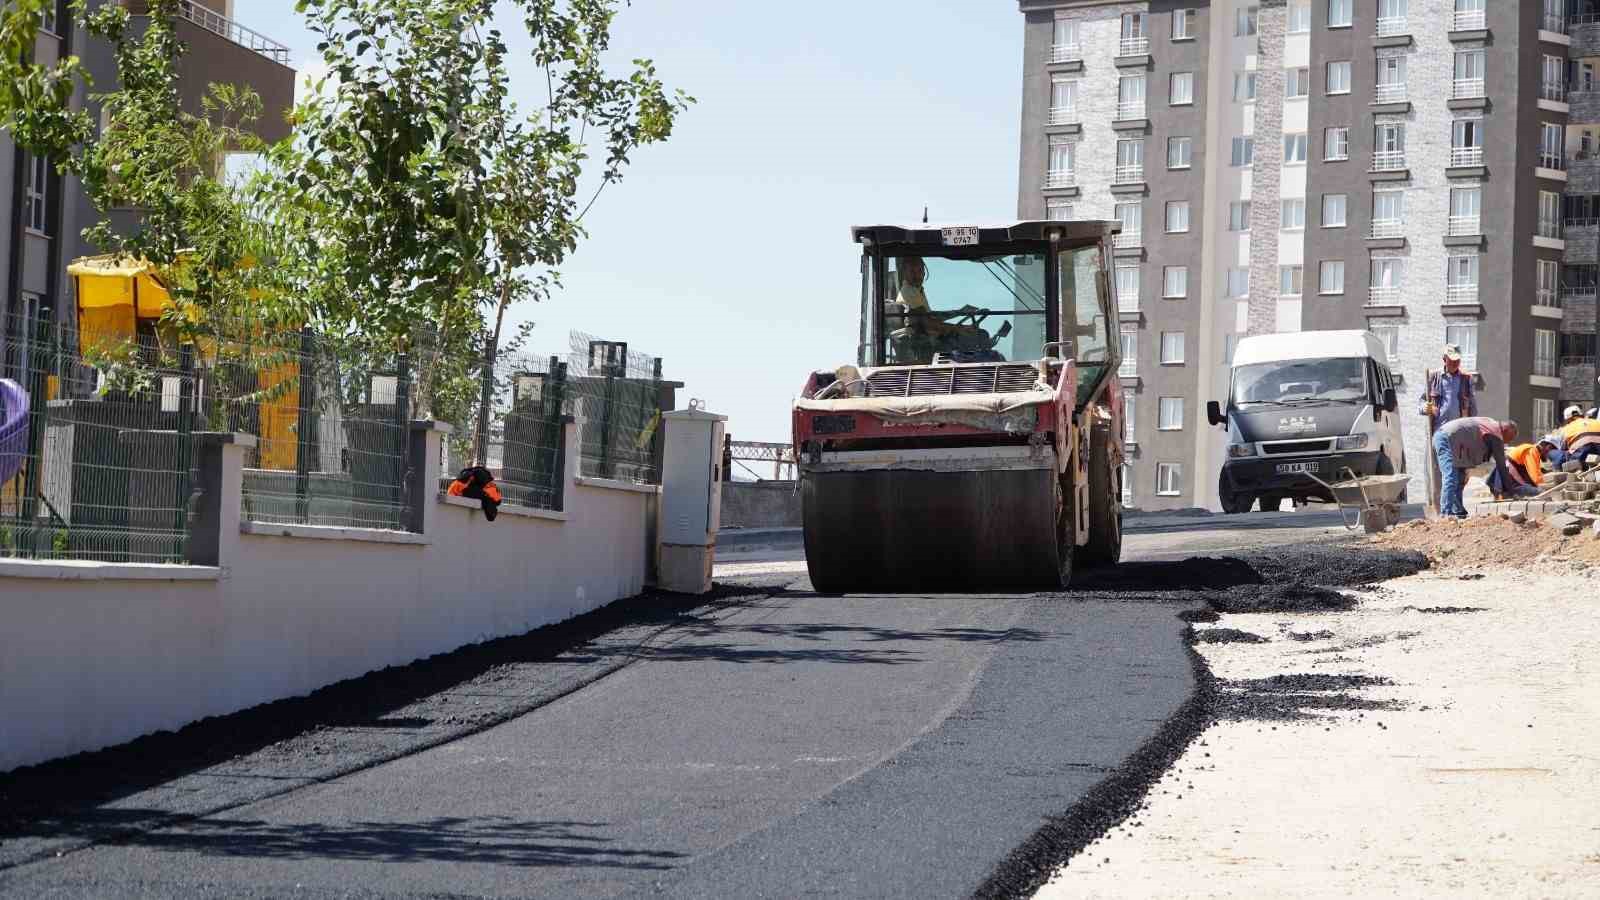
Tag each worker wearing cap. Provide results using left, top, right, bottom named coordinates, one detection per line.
left=1564, top=404, right=1584, bottom=424
left=1554, top=413, right=1600, bottom=469
left=1433, top=417, right=1518, bottom=518
left=1418, top=344, right=1476, bottom=429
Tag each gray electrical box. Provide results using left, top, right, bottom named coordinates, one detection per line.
left=658, top=408, right=726, bottom=593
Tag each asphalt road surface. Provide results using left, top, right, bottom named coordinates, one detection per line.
left=0, top=508, right=1381, bottom=899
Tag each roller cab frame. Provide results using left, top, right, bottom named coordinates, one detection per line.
left=792, top=221, right=1125, bottom=593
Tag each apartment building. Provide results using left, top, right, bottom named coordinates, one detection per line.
left=2, top=0, right=294, bottom=375
left=1018, top=0, right=1599, bottom=511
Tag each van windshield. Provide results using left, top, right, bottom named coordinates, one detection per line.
left=1231, top=357, right=1368, bottom=406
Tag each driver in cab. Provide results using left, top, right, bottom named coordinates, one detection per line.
left=892, top=257, right=992, bottom=358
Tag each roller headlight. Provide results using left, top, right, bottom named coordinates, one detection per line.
left=1335, top=434, right=1370, bottom=450
left=1227, top=443, right=1257, bottom=458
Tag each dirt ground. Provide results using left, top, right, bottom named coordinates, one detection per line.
left=1369, top=514, right=1600, bottom=570
left=1035, top=568, right=1600, bottom=899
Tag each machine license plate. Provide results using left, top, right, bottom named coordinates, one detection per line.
left=1277, top=461, right=1320, bottom=474
left=941, top=226, right=979, bottom=246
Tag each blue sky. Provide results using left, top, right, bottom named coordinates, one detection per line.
left=246, top=0, right=1024, bottom=441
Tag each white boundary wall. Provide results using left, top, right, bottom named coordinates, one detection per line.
left=0, top=421, right=658, bottom=773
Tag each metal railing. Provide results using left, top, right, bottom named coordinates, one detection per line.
left=1561, top=284, right=1597, bottom=299
left=1536, top=355, right=1560, bottom=378
left=1544, top=13, right=1568, bottom=33
left=1118, top=292, right=1139, bottom=312
left=1044, top=171, right=1075, bottom=189
left=1563, top=217, right=1600, bottom=228
left=1115, top=100, right=1147, bottom=120
left=1562, top=355, right=1598, bottom=367
left=1371, top=150, right=1407, bottom=171
left=1373, top=82, right=1407, bottom=104
left=1448, top=214, right=1481, bottom=236
left=1536, top=288, right=1562, bottom=308
left=1050, top=42, right=1082, bottom=63
left=1540, top=153, right=1568, bottom=171
left=1376, top=15, right=1408, bottom=36
left=1542, top=80, right=1570, bottom=102
left=1451, top=146, right=1483, bottom=167
left=1047, top=105, right=1077, bottom=125
left=1453, top=78, right=1485, bottom=99
left=1369, top=219, right=1405, bottom=239
left=1118, top=358, right=1138, bottom=377
left=1113, top=230, right=1142, bottom=249
left=1119, top=35, right=1150, bottom=55
left=1452, top=8, right=1487, bottom=30
left=566, top=332, right=664, bottom=485
left=172, top=1, right=291, bottom=65
left=1445, top=283, right=1479, bottom=304
left=1367, top=286, right=1402, bottom=306
left=1541, top=218, right=1567, bottom=239
left=453, top=350, right=570, bottom=512
left=1113, top=164, right=1144, bottom=184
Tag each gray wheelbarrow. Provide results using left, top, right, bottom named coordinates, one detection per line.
left=1307, top=468, right=1412, bottom=533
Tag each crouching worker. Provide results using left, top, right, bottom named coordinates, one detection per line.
left=448, top=466, right=503, bottom=521
left=1487, top=441, right=1543, bottom=499
left=1553, top=414, right=1600, bottom=470
left=1433, top=417, right=1519, bottom=518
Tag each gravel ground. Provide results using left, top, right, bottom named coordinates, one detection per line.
left=1035, top=568, right=1600, bottom=899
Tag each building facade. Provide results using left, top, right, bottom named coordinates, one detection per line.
left=2, top=0, right=294, bottom=375
left=1018, top=0, right=1595, bottom=510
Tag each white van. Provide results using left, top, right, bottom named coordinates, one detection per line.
left=1206, top=330, right=1406, bottom=513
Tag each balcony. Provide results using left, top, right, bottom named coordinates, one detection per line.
left=1371, top=150, right=1407, bottom=172
left=1563, top=220, right=1598, bottom=263
left=1444, top=283, right=1479, bottom=305
left=1376, top=15, right=1408, bottom=37
left=136, top=1, right=292, bottom=65
left=1050, top=42, right=1082, bottom=64
left=1544, top=13, right=1568, bottom=34
left=1540, top=153, right=1568, bottom=172
left=1047, top=105, right=1077, bottom=125
left=1118, top=36, right=1150, bottom=56
left=1366, top=286, right=1402, bottom=307
left=1574, top=15, right=1600, bottom=57
left=1452, top=9, right=1486, bottom=31
left=1119, top=359, right=1138, bottom=378
left=1543, top=80, right=1569, bottom=102
left=1113, top=164, right=1145, bottom=185
left=1044, top=171, right=1076, bottom=190
left=1369, top=219, right=1405, bottom=239
left=1445, top=215, right=1480, bottom=237
left=1570, top=154, right=1600, bottom=192
left=1452, top=78, right=1485, bottom=100
left=1113, top=230, right=1143, bottom=250
left=1373, top=82, right=1407, bottom=104
left=1561, top=288, right=1598, bottom=333
left=1450, top=146, right=1483, bottom=167
left=1537, top=288, right=1562, bottom=308
left=1115, top=100, right=1147, bottom=121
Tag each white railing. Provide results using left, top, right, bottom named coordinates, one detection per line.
left=1119, top=36, right=1150, bottom=56
left=1445, top=283, right=1478, bottom=304
left=1114, top=230, right=1142, bottom=249
left=1535, top=356, right=1559, bottom=378
left=1539, top=219, right=1565, bottom=239
left=1051, top=42, right=1082, bottom=63
left=1115, top=100, right=1147, bottom=120
left=1048, top=105, right=1077, bottom=125
left=1536, top=289, right=1561, bottom=308
left=1119, top=293, right=1140, bottom=312
left=1113, top=164, right=1145, bottom=184
left=1373, top=82, right=1407, bottom=104
left=1448, top=214, right=1481, bottom=236
left=171, top=1, right=290, bottom=64
left=1376, top=15, right=1408, bottom=36
left=1119, top=359, right=1138, bottom=377
left=1451, top=146, right=1483, bottom=167
left=1543, top=13, right=1568, bottom=34
left=1044, top=171, right=1076, bottom=189
left=1540, top=153, right=1568, bottom=171
left=1370, top=219, right=1405, bottom=238
left=1543, top=81, right=1569, bottom=102
left=1367, top=286, right=1402, bottom=306
left=1372, top=150, right=1407, bottom=171
left=1452, top=8, right=1486, bottom=30
left=1453, top=78, right=1485, bottom=99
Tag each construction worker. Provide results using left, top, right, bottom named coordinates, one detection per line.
left=1564, top=404, right=1584, bottom=425
left=1418, top=344, right=1476, bottom=429
left=1433, top=417, right=1518, bottom=519
left=1552, top=413, right=1600, bottom=469
left=1488, top=441, right=1543, bottom=499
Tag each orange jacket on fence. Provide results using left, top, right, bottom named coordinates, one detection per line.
left=1504, top=444, right=1543, bottom=487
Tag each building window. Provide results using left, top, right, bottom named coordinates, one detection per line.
left=1279, top=265, right=1304, bottom=297
left=1228, top=200, right=1251, bottom=231
left=1226, top=267, right=1250, bottom=298
left=1164, top=266, right=1189, bottom=298
left=1281, top=198, right=1306, bottom=230
left=1374, top=56, right=1404, bottom=101
left=1445, top=324, right=1478, bottom=372
left=1119, top=328, right=1138, bottom=376
left=1172, top=8, right=1197, bottom=40
left=1158, top=397, right=1184, bottom=431
left=1234, top=71, right=1257, bottom=103
left=1160, top=331, right=1186, bottom=364
left=1165, top=201, right=1190, bottom=233
left=1541, top=123, right=1565, bottom=170
left=1115, top=202, right=1142, bottom=244
left=1231, top=136, right=1254, bottom=167
left=1123, top=389, right=1138, bottom=442
left=1534, top=398, right=1557, bottom=435
left=1046, top=198, right=1073, bottom=222
left=1167, top=136, right=1193, bottom=169
left=1372, top=188, right=1406, bottom=236
left=1236, top=6, right=1259, bottom=36
left=1156, top=463, right=1183, bottom=497
left=1283, top=133, right=1307, bottom=165
left=1324, top=126, right=1350, bottom=161
left=1322, top=193, right=1347, bottom=228
left=24, top=154, right=48, bottom=234
left=1379, top=0, right=1409, bottom=32
left=1451, top=117, right=1483, bottom=167
left=1447, top=254, right=1479, bottom=302
left=1169, top=72, right=1194, bottom=106
left=1543, top=55, right=1567, bottom=101
left=1121, top=463, right=1134, bottom=507
left=1288, top=1, right=1311, bottom=33
left=1118, top=74, right=1147, bottom=119
left=1453, top=50, right=1485, bottom=99
left=1049, top=76, right=1078, bottom=123
left=1286, top=67, right=1311, bottom=98
left=1319, top=260, right=1345, bottom=295
left=1326, top=61, right=1351, bottom=95
left=1539, top=190, right=1562, bottom=239
left=1115, top=265, right=1141, bottom=310
left=1046, top=136, right=1074, bottom=188
left=1371, top=325, right=1400, bottom=363
left=1371, top=257, right=1406, bottom=304
left=1536, top=329, right=1558, bottom=378
left=1536, top=259, right=1559, bottom=307
left=1116, top=138, right=1145, bottom=183
left=1449, top=187, right=1481, bottom=237
left=1374, top=123, right=1406, bottom=170
left=1120, top=12, right=1149, bottom=54
left=1328, top=0, right=1353, bottom=28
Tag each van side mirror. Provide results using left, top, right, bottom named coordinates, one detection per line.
left=1383, top=387, right=1398, bottom=413
left=1206, top=400, right=1226, bottom=427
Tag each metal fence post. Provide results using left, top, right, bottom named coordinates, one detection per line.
left=18, top=306, right=51, bottom=557
left=552, top=360, right=568, bottom=511
left=475, top=343, right=495, bottom=466
left=175, top=343, right=195, bottom=559
left=393, top=353, right=412, bottom=527
left=294, top=327, right=315, bottom=523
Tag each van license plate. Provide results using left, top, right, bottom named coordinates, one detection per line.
left=941, top=226, right=979, bottom=246
left=1277, top=462, right=1320, bottom=474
